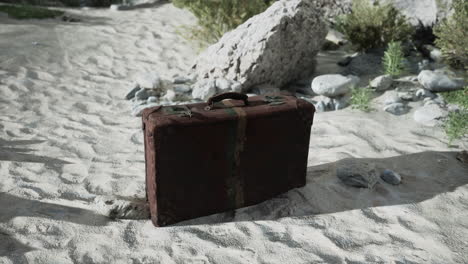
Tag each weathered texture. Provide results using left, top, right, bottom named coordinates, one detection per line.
left=191, top=0, right=327, bottom=93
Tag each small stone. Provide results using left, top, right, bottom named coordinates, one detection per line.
left=147, top=96, right=158, bottom=103
left=125, top=86, right=141, bottom=100
left=332, top=94, right=350, bottom=110
left=311, top=74, right=360, bottom=97
left=135, top=72, right=162, bottom=90
left=413, top=104, right=448, bottom=127
left=173, top=76, right=192, bottom=84
left=336, top=159, right=378, bottom=188
left=418, top=59, right=430, bottom=71
left=380, top=169, right=402, bottom=185
left=312, top=95, right=334, bottom=112
left=380, top=90, right=402, bottom=105
left=370, top=75, right=393, bottom=91
left=162, top=90, right=176, bottom=102
left=191, top=79, right=217, bottom=101
left=430, top=48, right=443, bottom=63
left=415, top=88, right=436, bottom=99
left=418, top=70, right=465, bottom=92
left=173, top=84, right=192, bottom=94
left=215, top=78, right=233, bottom=91
left=384, top=103, right=408, bottom=115
left=314, top=101, right=326, bottom=113
left=398, top=91, right=416, bottom=101
left=135, top=89, right=150, bottom=100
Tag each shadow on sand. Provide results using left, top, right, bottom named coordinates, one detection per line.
left=174, top=151, right=468, bottom=227
left=0, top=192, right=110, bottom=261
left=0, top=138, right=71, bottom=165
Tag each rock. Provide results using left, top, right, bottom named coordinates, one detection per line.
left=413, top=104, right=448, bottom=126
left=325, top=29, right=347, bottom=46
left=430, top=48, right=443, bottom=63
left=380, top=169, right=402, bottom=185
left=215, top=78, right=233, bottom=92
left=311, top=74, right=359, bottom=97
left=173, top=76, right=192, bottom=84
left=135, top=72, right=161, bottom=90
left=397, top=91, right=416, bottom=101
left=417, top=70, right=465, bottom=92
left=147, top=96, right=158, bottom=103
left=162, top=90, right=176, bottom=102
left=231, top=81, right=243, bottom=93
left=370, top=75, right=393, bottom=91
left=336, top=159, right=378, bottom=188
left=312, top=95, right=334, bottom=112
left=332, top=94, right=350, bottom=110
left=252, top=85, right=281, bottom=95
left=191, top=79, right=217, bottom=101
left=173, top=84, right=192, bottom=94
left=384, top=103, right=409, bottom=115
left=418, top=59, right=431, bottom=71
left=135, top=89, right=150, bottom=101
left=191, top=0, right=327, bottom=92
left=380, top=90, right=402, bottom=105
left=125, top=85, right=141, bottom=100
left=415, top=88, right=436, bottom=99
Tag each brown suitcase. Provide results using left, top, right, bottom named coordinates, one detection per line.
left=142, top=92, right=315, bottom=226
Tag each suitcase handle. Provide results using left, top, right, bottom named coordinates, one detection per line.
left=205, top=92, right=249, bottom=110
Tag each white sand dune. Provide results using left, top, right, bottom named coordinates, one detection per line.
left=1, top=3, right=467, bottom=264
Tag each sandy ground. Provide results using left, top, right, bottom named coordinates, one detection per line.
left=1, top=3, right=468, bottom=264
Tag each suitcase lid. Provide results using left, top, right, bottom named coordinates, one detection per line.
left=142, top=92, right=315, bottom=130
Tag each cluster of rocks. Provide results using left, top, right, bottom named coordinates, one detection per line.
left=302, top=65, right=464, bottom=127
left=125, top=72, right=248, bottom=116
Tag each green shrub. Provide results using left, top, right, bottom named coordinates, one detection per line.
left=442, top=86, right=468, bottom=144
left=434, top=0, right=468, bottom=69
left=173, top=0, right=276, bottom=47
left=382, top=41, right=405, bottom=77
left=350, top=86, right=373, bottom=112
left=444, top=110, right=468, bottom=145
left=0, top=4, right=64, bottom=19
left=335, top=0, right=413, bottom=51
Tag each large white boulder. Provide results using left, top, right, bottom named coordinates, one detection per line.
left=311, top=74, right=360, bottom=97
left=191, top=0, right=327, bottom=92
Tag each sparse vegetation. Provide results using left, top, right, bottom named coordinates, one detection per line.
left=0, top=4, right=64, bottom=19
left=382, top=41, right=405, bottom=77
left=434, top=0, right=468, bottom=69
left=442, top=87, right=468, bottom=144
left=350, top=86, right=373, bottom=112
left=172, top=0, right=276, bottom=48
left=335, top=0, right=414, bottom=51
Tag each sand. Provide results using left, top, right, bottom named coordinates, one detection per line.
left=1, top=2, right=468, bottom=264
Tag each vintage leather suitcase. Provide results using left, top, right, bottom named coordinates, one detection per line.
left=142, top=92, right=315, bottom=226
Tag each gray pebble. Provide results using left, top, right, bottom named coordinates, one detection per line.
left=380, top=169, right=402, bottom=185
left=147, top=96, right=158, bottom=103
left=135, top=89, right=150, bottom=100
left=125, top=86, right=141, bottom=100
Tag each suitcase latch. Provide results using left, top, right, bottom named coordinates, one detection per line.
left=162, top=105, right=193, bottom=118
left=264, top=95, right=285, bottom=106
